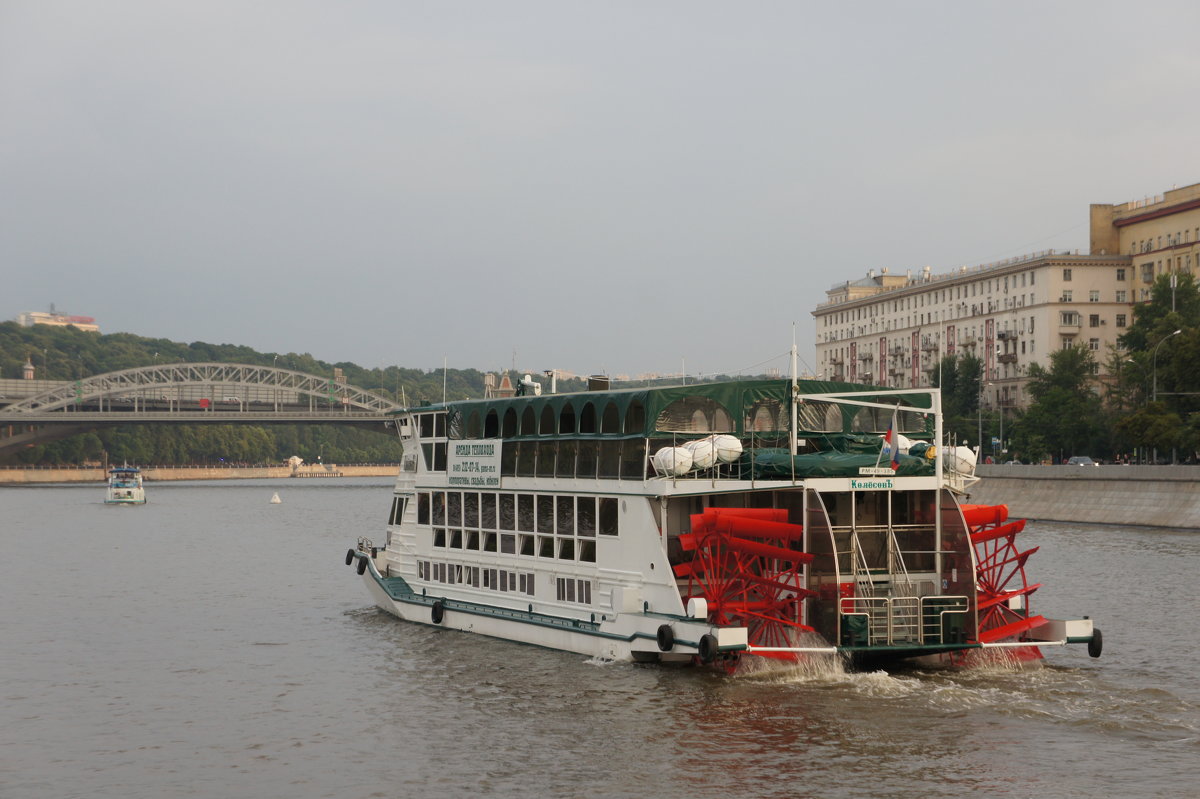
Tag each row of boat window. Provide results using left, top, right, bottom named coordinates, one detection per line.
left=416, top=561, right=593, bottom=606
left=418, top=491, right=620, bottom=536
left=418, top=561, right=536, bottom=597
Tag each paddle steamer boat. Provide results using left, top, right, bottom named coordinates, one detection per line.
left=346, top=374, right=1101, bottom=670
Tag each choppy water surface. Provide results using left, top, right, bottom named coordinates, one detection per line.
left=2, top=479, right=1197, bottom=798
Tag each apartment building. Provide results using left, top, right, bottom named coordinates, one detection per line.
left=813, top=180, right=1200, bottom=411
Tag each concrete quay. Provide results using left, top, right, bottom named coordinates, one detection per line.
left=0, top=464, right=399, bottom=484
left=970, top=464, right=1200, bottom=530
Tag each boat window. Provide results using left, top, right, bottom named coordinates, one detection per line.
left=435, top=413, right=446, bottom=437
left=500, top=443, right=517, bottom=476
left=579, top=403, right=596, bottom=433
left=555, top=440, right=577, bottom=479
left=519, top=534, right=534, bottom=556
left=417, top=492, right=430, bottom=525
left=540, top=405, right=555, bottom=434
left=433, top=528, right=446, bottom=547
left=520, top=407, right=536, bottom=436
left=620, top=440, right=646, bottom=480
left=498, top=494, right=515, bottom=530
left=502, top=409, right=518, bottom=437
left=463, top=492, right=479, bottom=528
left=449, top=530, right=463, bottom=549
left=536, top=442, right=556, bottom=477
left=466, top=411, right=481, bottom=438
left=598, top=441, right=621, bottom=478
left=447, top=492, right=462, bottom=527
left=466, top=531, right=479, bottom=550
left=432, top=491, right=446, bottom=525
left=560, top=404, right=576, bottom=434
left=577, top=497, right=596, bottom=536
left=601, top=402, right=620, bottom=433
left=482, top=533, right=497, bottom=552
left=797, top=401, right=841, bottom=433
left=419, top=414, right=434, bottom=438
left=556, top=496, right=574, bottom=535
left=538, top=536, right=555, bottom=558
left=447, top=410, right=464, bottom=440
left=433, top=443, right=447, bottom=472
left=576, top=441, right=597, bottom=478
left=500, top=534, right=516, bottom=554
left=517, top=442, right=536, bottom=477
left=484, top=410, right=500, bottom=438
left=624, top=400, right=646, bottom=434
left=558, top=538, right=575, bottom=560
left=518, top=494, right=535, bottom=532
left=578, top=540, right=596, bottom=563
left=746, top=399, right=787, bottom=432
left=536, top=495, right=554, bottom=534
left=480, top=493, right=497, bottom=529
left=655, top=397, right=734, bottom=433
left=599, top=497, right=619, bottom=535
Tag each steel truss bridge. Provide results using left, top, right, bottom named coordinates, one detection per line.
left=0, top=362, right=403, bottom=455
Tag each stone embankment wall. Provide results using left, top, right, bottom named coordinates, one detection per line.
left=971, top=464, right=1200, bottom=529
left=0, top=465, right=399, bottom=484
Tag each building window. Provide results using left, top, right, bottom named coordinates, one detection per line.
left=1061, top=290, right=1073, bottom=302
left=1062, top=268, right=1072, bottom=281
left=1116, top=268, right=1126, bottom=281
left=1116, top=314, right=1127, bottom=328
left=1116, top=290, right=1127, bottom=302
left=1089, top=338, right=1100, bottom=351
left=1089, top=314, right=1100, bottom=328
left=1089, top=290, right=1100, bottom=302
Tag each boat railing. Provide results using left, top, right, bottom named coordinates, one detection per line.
left=839, top=594, right=968, bottom=646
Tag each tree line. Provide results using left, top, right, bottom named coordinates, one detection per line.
left=5, top=271, right=1197, bottom=466
left=0, top=324, right=525, bottom=466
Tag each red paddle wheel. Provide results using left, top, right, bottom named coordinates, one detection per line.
left=961, top=504, right=1045, bottom=659
left=674, top=508, right=815, bottom=663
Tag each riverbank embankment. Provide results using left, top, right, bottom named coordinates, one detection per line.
left=972, top=464, right=1200, bottom=529
left=0, top=464, right=399, bottom=484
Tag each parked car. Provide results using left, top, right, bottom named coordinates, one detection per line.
left=1066, top=456, right=1099, bottom=466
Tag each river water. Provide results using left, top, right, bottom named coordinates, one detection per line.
left=2, top=478, right=1197, bottom=799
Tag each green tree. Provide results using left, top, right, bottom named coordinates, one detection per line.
left=1011, top=345, right=1103, bottom=463
left=929, top=353, right=982, bottom=445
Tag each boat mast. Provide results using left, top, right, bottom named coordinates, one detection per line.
left=790, top=324, right=799, bottom=456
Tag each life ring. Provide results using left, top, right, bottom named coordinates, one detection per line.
left=1088, top=627, right=1103, bottom=658
left=431, top=600, right=445, bottom=624
left=356, top=557, right=367, bottom=575
left=656, top=624, right=675, bottom=652
left=345, top=548, right=356, bottom=566
left=698, top=633, right=718, bottom=664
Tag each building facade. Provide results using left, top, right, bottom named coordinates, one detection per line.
left=16, top=310, right=100, bottom=333
left=813, top=180, right=1200, bottom=412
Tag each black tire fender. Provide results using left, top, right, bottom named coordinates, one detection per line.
left=345, top=548, right=356, bottom=566
left=355, top=557, right=367, bottom=575
left=698, top=633, right=718, bottom=664
left=1088, top=627, right=1103, bottom=658
left=656, top=624, right=675, bottom=652
left=431, top=600, right=445, bottom=625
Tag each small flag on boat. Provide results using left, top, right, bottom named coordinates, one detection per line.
left=882, top=410, right=900, bottom=471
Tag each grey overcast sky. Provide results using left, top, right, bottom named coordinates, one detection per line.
left=4, top=1, right=1200, bottom=379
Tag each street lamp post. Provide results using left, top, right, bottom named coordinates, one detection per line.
left=1150, top=329, right=1182, bottom=464
left=1151, top=329, right=1181, bottom=403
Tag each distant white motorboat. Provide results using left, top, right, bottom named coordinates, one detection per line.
left=105, top=466, right=146, bottom=505
left=270, top=492, right=282, bottom=504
